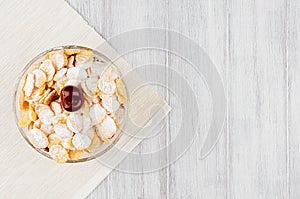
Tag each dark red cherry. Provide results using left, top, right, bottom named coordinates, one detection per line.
left=60, top=85, right=83, bottom=112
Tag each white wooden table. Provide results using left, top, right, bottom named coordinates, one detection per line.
left=67, top=0, right=300, bottom=198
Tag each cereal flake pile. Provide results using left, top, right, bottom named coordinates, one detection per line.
left=17, top=48, right=127, bottom=163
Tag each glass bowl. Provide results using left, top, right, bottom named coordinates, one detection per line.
left=14, top=46, right=128, bottom=163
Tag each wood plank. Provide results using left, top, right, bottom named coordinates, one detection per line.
left=167, top=0, right=228, bottom=198
left=287, top=0, right=300, bottom=198
left=227, top=0, right=288, bottom=198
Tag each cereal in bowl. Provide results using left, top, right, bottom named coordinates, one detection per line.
left=17, top=47, right=127, bottom=163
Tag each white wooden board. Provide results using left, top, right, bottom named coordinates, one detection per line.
left=65, top=0, right=300, bottom=199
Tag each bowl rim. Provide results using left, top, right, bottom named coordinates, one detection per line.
left=13, top=45, right=129, bottom=163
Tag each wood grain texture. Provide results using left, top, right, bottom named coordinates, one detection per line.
left=228, top=0, right=287, bottom=198
left=288, top=0, right=300, bottom=198
left=66, top=0, right=299, bottom=198
left=167, top=1, right=227, bottom=199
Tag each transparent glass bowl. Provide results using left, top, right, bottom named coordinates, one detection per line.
left=14, top=46, right=128, bottom=163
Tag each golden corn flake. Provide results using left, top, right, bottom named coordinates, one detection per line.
left=18, top=109, right=31, bottom=128
left=49, top=145, right=69, bottom=164
left=69, top=150, right=85, bottom=160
